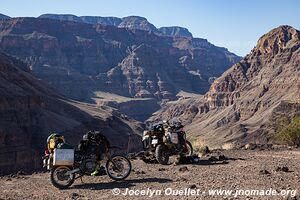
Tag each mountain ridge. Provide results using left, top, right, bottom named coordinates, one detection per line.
left=151, top=25, right=300, bottom=148
left=38, top=13, right=195, bottom=38
left=0, top=17, right=241, bottom=120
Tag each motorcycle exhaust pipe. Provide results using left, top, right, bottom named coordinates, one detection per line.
left=64, top=168, right=80, bottom=176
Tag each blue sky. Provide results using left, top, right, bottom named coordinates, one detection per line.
left=1, top=0, right=300, bottom=56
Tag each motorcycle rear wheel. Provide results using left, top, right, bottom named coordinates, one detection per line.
left=50, top=166, right=75, bottom=189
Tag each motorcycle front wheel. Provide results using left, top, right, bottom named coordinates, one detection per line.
left=106, top=155, right=131, bottom=181
left=50, top=166, right=75, bottom=189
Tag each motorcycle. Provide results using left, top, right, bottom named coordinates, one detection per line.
left=140, top=121, right=165, bottom=163
left=142, top=119, right=193, bottom=165
left=43, top=131, right=132, bottom=189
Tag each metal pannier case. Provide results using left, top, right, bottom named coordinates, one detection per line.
left=53, top=148, right=74, bottom=166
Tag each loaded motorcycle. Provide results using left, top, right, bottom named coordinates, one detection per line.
left=142, top=118, right=193, bottom=165
left=43, top=131, right=131, bottom=189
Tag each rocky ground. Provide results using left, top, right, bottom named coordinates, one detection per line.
left=0, top=149, right=299, bottom=200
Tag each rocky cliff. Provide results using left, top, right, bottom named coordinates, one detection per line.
left=38, top=14, right=193, bottom=37
left=0, top=17, right=240, bottom=120
left=118, top=16, right=158, bottom=32
left=39, top=14, right=122, bottom=26
left=39, top=14, right=158, bottom=33
left=159, top=26, right=193, bottom=38
left=0, top=52, right=142, bottom=175
left=152, top=25, right=300, bottom=147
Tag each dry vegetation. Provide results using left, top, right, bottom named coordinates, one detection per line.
left=274, top=116, right=300, bottom=147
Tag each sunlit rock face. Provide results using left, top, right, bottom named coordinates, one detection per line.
left=152, top=26, right=300, bottom=148
left=0, top=17, right=240, bottom=107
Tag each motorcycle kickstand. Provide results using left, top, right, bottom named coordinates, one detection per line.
left=75, top=174, right=84, bottom=183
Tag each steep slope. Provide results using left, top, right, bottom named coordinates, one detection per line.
left=152, top=25, right=300, bottom=147
left=0, top=52, right=142, bottom=175
left=0, top=17, right=240, bottom=120
left=106, top=43, right=210, bottom=99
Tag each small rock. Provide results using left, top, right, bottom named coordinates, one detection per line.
left=10, top=174, right=16, bottom=178
left=178, top=166, right=189, bottom=172
left=71, top=193, right=79, bottom=197
left=189, top=184, right=197, bottom=189
left=158, top=168, right=166, bottom=171
left=208, top=156, right=218, bottom=161
left=5, top=178, right=12, bottom=181
left=16, top=170, right=26, bottom=176
left=218, top=155, right=227, bottom=161
left=281, top=166, right=289, bottom=172
left=176, top=177, right=187, bottom=182
left=70, top=193, right=81, bottom=200
left=285, top=195, right=300, bottom=200
left=261, top=143, right=273, bottom=150
left=244, top=143, right=257, bottom=150
left=259, top=169, right=271, bottom=175
left=135, top=170, right=146, bottom=175
left=275, top=166, right=289, bottom=172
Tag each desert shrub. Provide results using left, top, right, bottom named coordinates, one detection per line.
left=274, top=116, right=300, bottom=146
left=197, top=146, right=210, bottom=155
left=189, top=137, right=210, bottom=155
left=221, top=142, right=237, bottom=150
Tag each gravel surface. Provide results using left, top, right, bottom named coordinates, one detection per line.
left=0, top=149, right=299, bottom=200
